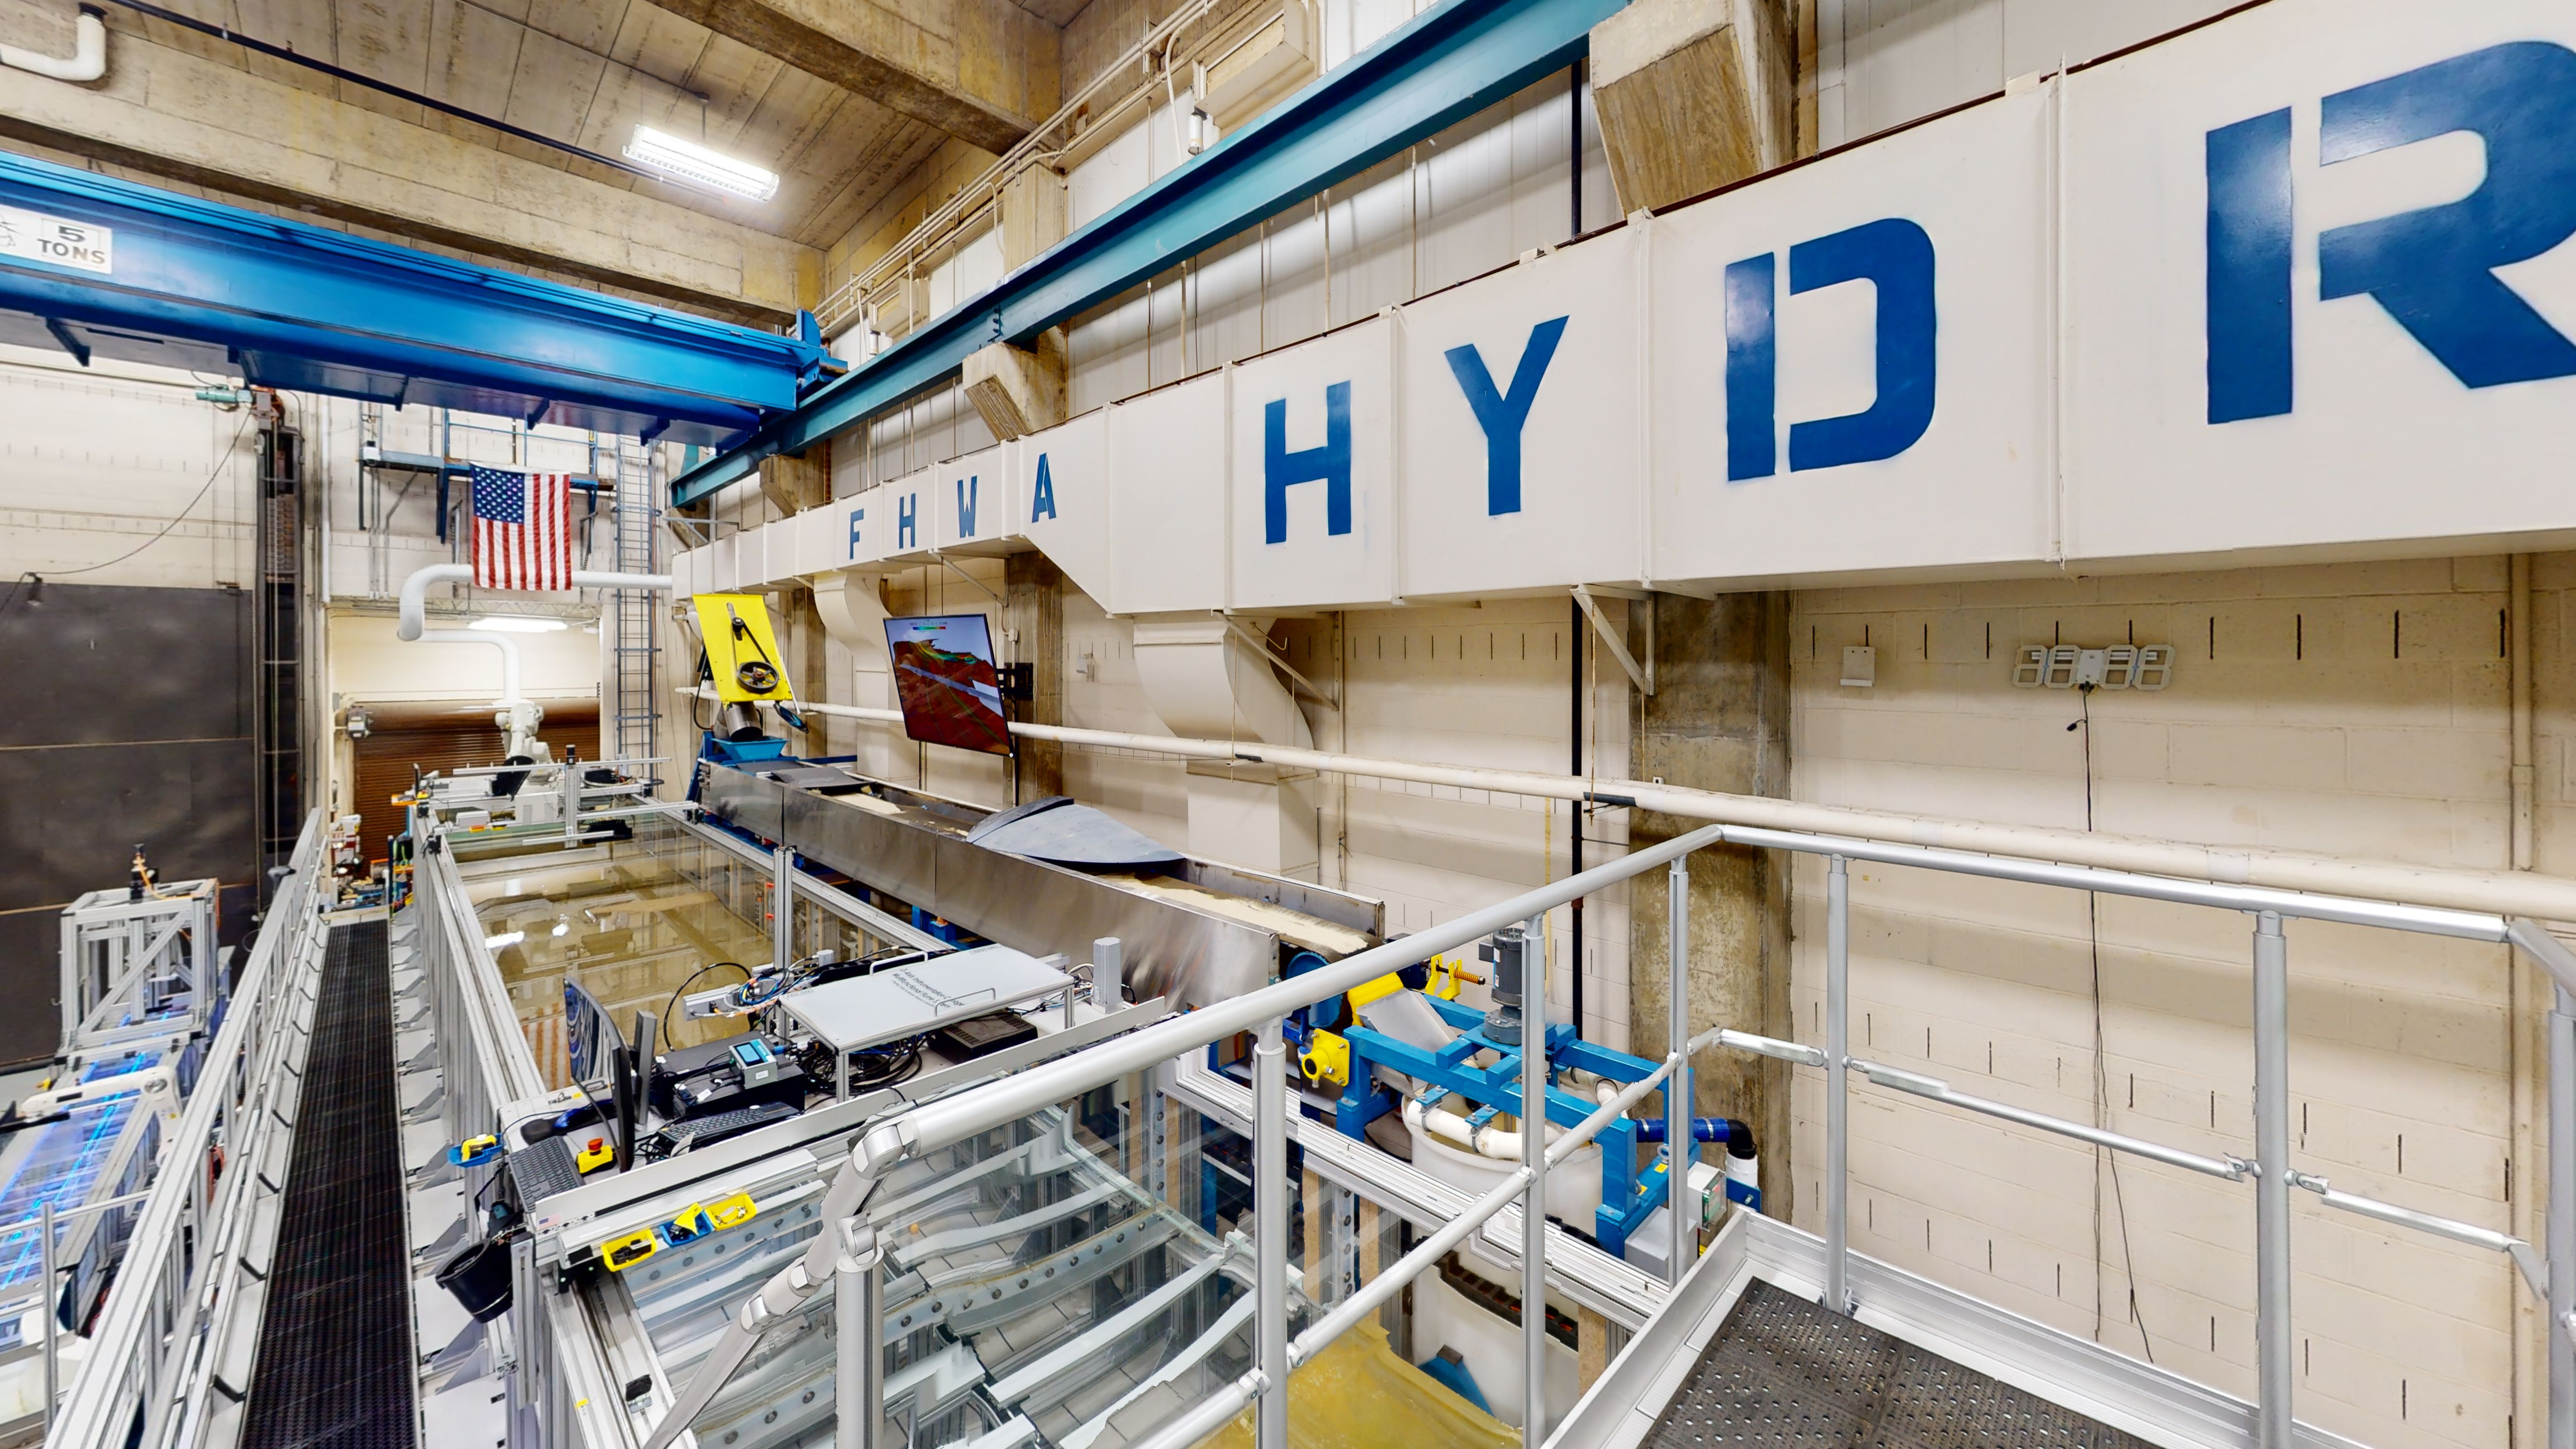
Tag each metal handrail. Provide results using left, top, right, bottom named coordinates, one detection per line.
left=49, top=810, right=329, bottom=1449
left=860, top=820, right=2570, bottom=1449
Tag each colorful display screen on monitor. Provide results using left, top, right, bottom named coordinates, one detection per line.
left=884, top=613, right=1010, bottom=755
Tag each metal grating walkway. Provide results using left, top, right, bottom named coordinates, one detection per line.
left=1643, top=1281, right=2153, bottom=1449
left=241, top=919, right=418, bottom=1449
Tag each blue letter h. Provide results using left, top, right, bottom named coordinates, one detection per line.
left=1265, top=382, right=1352, bottom=544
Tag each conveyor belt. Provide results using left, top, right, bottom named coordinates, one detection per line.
left=0, top=1054, right=159, bottom=1349
left=1643, top=1281, right=2152, bottom=1449
left=241, top=920, right=418, bottom=1449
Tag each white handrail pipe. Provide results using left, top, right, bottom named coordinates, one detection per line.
left=2, top=5, right=105, bottom=83
left=680, top=685, right=2576, bottom=923
left=397, top=561, right=675, bottom=639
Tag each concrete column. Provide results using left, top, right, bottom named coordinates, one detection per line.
left=1301, top=1166, right=1330, bottom=1302
left=1627, top=591, right=1793, bottom=1225
left=1002, top=166, right=1069, bottom=272
left=963, top=330, right=1069, bottom=441
left=1005, top=551, right=1066, bottom=798
left=1576, top=1307, right=1612, bottom=1392
left=788, top=583, right=831, bottom=753
left=1589, top=0, right=1791, bottom=213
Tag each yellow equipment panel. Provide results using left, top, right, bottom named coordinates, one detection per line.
left=693, top=593, right=796, bottom=703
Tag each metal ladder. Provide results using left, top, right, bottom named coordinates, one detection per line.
left=607, top=441, right=661, bottom=768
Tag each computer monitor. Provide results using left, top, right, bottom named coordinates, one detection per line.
left=565, top=982, right=651, bottom=1170
left=884, top=613, right=1011, bottom=755
left=564, top=979, right=624, bottom=1098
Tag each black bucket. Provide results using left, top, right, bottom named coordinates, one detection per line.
left=437, top=1235, right=515, bottom=1322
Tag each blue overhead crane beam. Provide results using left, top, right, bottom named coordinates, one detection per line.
left=0, top=151, right=829, bottom=449
left=671, top=0, right=1623, bottom=505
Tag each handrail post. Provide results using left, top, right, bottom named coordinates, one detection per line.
left=837, top=1225, right=884, bottom=1449
left=1667, top=855, right=1690, bottom=1286
left=2254, top=911, right=2292, bottom=1449
left=1523, top=912, right=1549, bottom=1445
left=39, top=1200, right=55, bottom=1435
left=1255, top=1015, right=1289, bottom=1449
left=1826, top=855, right=1850, bottom=1314
left=772, top=838, right=795, bottom=973
left=2551, top=985, right=2574, bottom=1449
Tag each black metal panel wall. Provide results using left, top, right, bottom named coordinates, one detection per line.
left=0, top=581, right=254, bottom=1066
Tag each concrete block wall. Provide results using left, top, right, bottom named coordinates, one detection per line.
left=1050, top=593, right=1639, bottom=1046
left=1784, top=558, right=2554, bottom=1449
left=0, top=342, right=262, bottom=591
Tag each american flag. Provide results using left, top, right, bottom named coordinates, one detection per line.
left=470, top=466, right=572, bottom=590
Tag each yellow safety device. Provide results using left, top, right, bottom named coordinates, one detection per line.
left=705, top=1192, right=759, bottom=1230
left=661, top=1204, right=715, bottom=1245
left=574, top=1135, right=616, bottom=1175
left=692, top=593, right=796, bottom=703
left=1348, top=974, right=1406, bottom=1010
left=1299, top=1030, right=1351, bottom=1090
left=600, top=1227, right=661, bottom=1272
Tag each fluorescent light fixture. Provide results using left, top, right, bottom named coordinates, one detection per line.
left=550, top=919, right=571, bottom=937
left=625, top=125, right=779, bottom=202
left=471, top=615, right=568, bottom=633
left=484, top=930, right=525, bottom=950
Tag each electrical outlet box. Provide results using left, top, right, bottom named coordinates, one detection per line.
left=1840, top=645, right=1876, bottom=688
left=2011, top=644, right=2173, bottom=691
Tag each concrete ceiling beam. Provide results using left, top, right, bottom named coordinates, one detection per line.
left=652, top=0, right=1060, bottom=156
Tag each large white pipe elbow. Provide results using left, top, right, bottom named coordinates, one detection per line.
left=396, top=564, right=472, bottom=640
left=416, top=630, right=523, bottom=705
left=2, top=6, right=106, bottom=83
left=397, top=561, right=676, bottom=639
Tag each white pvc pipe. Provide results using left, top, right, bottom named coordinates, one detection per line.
left=681, top=687, right=2576, bottom=922
left=2, top=6, right=104, bottom=83
left=416, top=629, right=523, bottom=705
left=397, top=561, right=675, bottom=639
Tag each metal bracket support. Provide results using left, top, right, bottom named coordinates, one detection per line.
left=1220, top=613, right=1338, bottom=711
left=925, top=550, right=1005, bottom=609
left=1572, top=585, right=1653, bottom=696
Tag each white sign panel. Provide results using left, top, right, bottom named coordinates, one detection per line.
left=1400, top=231, right=1644, bottom=598
left=1231, top=316, right=1396, bottom=609
left=1108, top=371, right=1228, bottom=614
left=2069, top=0, right=2576, bottom=562
left=1650, top=90, right=2052, bottom=585
left=1021, top=409, right=1110, bottom=603
left=880, top=467, right=934, bottom=560
left=835, top=487, right=888, bottom=566
left=701, top=0, right=2576, bottom=609
left=0, top=205, right=110, bottom=274
left=935, top=442, right=1016, bottom=551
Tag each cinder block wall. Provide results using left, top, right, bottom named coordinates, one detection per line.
left=1787, top=557, right=2555, bottom=1449
left=1058, top=595, right=1639, bottom=1046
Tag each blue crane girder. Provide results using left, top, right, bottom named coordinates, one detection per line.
left=670, top=0, right=1625, bottom=505
left=0, top=150, right=829, bottom=448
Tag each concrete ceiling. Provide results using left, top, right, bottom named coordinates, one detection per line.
left=147, top=0, right=1064, bottom=250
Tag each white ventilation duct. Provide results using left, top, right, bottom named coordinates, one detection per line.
left=810, top=570, right=895, bottom=710
left=1130, top=616, right=1310, bottom=749
left=395, top=562, right=672, bottom=640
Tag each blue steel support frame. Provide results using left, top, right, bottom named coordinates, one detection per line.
left=0, top=151, right=828, bottom=448
left=671, top=0, right=1624, bottom=505
left=1334, top=995, right=1683, bottom=1256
